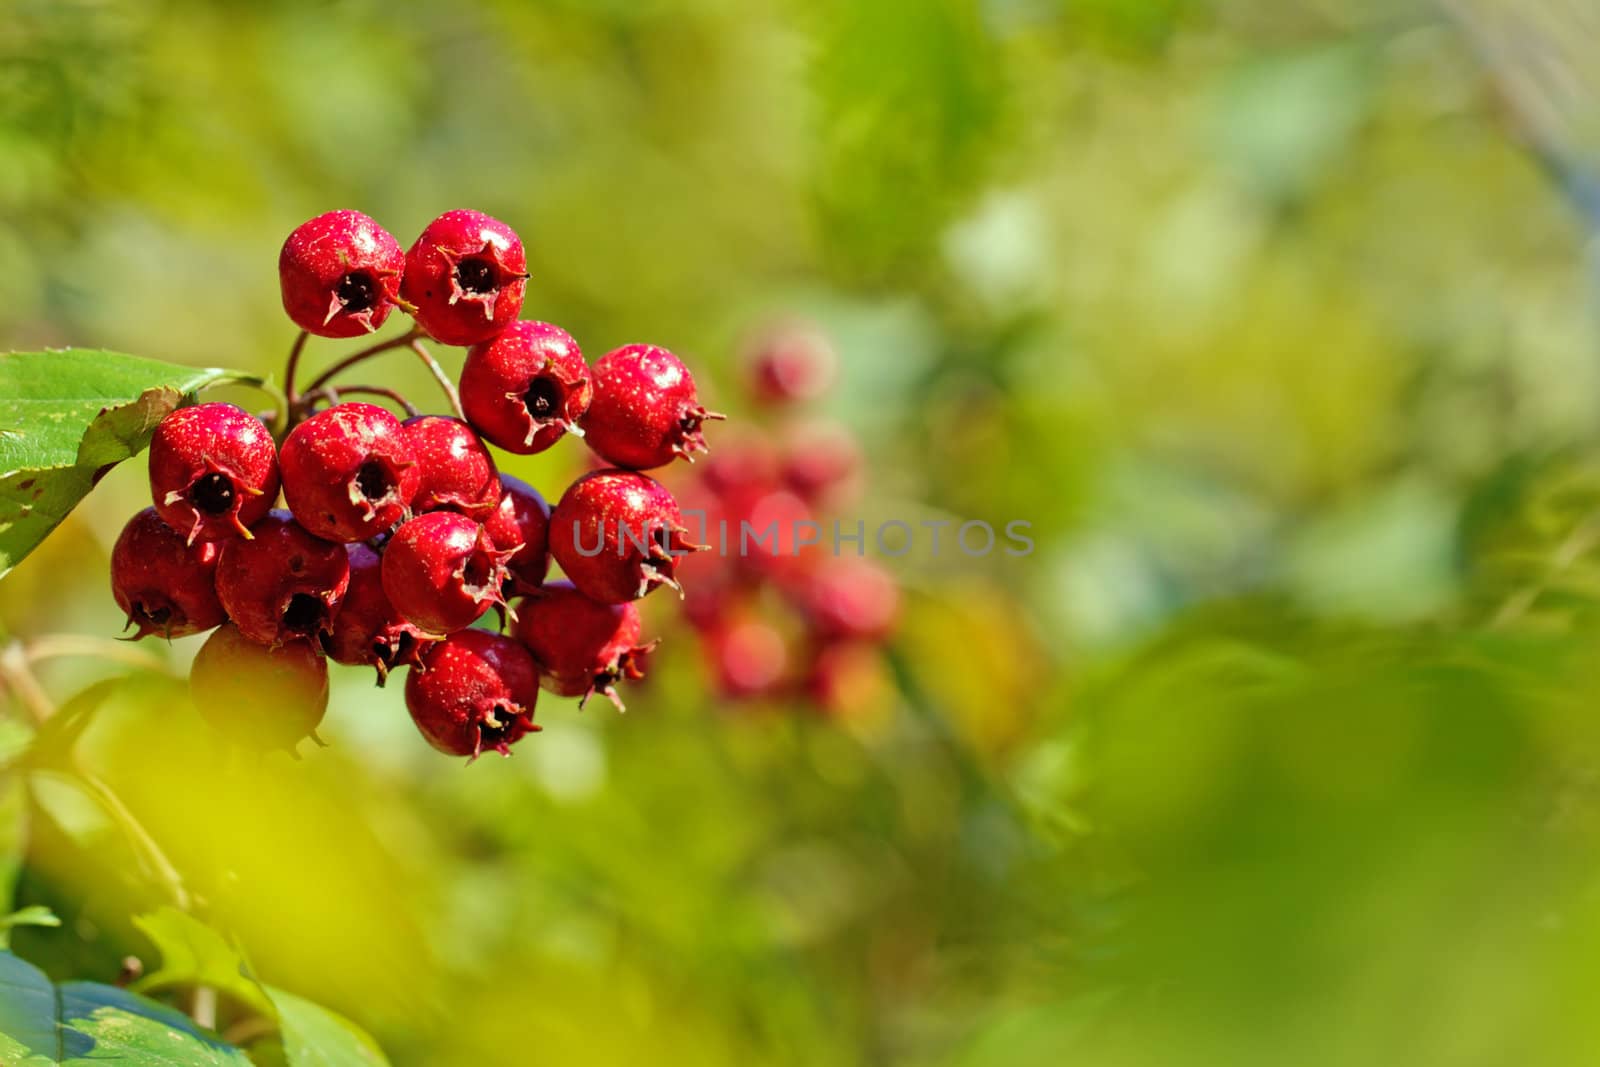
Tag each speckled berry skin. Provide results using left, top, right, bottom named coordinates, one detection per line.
left=280, top=403, right=420, bottom=543
left=110, top=507, right=225, bottom=640
left=214, top=510, right=350, bottom=647
left=322, top=543, right=432, bottom=683
left=405, top=629, right=540, bottom=758
left=279, top=210, right=405, bottom=338
left=484, top=474, right=550, bottom=594
left=400, top=415, right=500, bottom=519
left=381, top=511, right=512, bottom=634
left=510, top=580, right=653, bottom=709
left=190, top=623, right=328, bottom=752
left=460, top=321, right=591, bottom=455
left=399, top=210, right=528, bottom=346
left=580, top=344, right=721, bottom=470
left=148, top=403, right=279, bottom=544
left=548, top=469, right=703, bottom=604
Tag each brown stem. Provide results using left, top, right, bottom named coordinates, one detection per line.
left=409, top=338, right=464, bottom=419
left=301, top=326, right=422, bottom=396
left=282, top=331, right=310, bottom=408
left=330, top=385, right=421, bottom=417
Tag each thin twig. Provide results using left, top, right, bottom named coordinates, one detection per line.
left=0, top=643, right=53, bottom=725
left=301, top=326, right=422, bottom=395
left=409, top=338, right=464, bottom=419
left=282, top=331, right=310, bottom=409
left=330, top=385, right=421, bottom=417
left=72, top=763, right=192, bottom=911
left=23, top=635, right=170, bottom=674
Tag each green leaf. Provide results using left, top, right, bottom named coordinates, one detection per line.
left=0, top=950, right=250, bottom=1065
left=268, top=987, right=390, bottom=1067
left=0, top=349, right=236, bottom=580
left=0, top=907, right=61, bottom=949
left=131, top=907, right=275, bottom=1018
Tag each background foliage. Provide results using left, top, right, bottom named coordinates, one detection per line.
left=4, top=0, right=1600, bottom=1063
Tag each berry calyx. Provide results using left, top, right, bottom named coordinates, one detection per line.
left=460, top=321, right=591, bottom=454
left=399, top=210, right=528, bottom=346
left=214, top=510, right=350, bottom=647
left=280, top=402, right=420, bottom=543
left=400, top=415, right=500, bottom=519
left=148, top=402, right=279, bottom=544
left=190, top=623, right=329, bottom=753
left=484, top=474, right=551, bottom=595
left=405, top=629, right=540, bottom=759
left=548, top=469, right=704, bottom=603
left=322, top=543, right=432, bottom=684
left=510, top=580, right=655, bottom=710
left=110, top=507, right=225, bottom=640
left=279, top=210, right=405, bottom=338
left=580, top=344, right=722, bottom=470
left=381, top=511, right=513, bottom=634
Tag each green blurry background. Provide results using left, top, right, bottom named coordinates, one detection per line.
left=6, top=0, right=1600, bottom=1063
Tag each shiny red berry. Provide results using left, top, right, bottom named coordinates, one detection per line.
left=279, top=210, right=405, bottom=338
left=405, top=629, right=540, bottom=759
left=400, top=415, right=500, bottom=519
left=510, top=580, right=654, bottom=710
left=280, top=403, right=420, bottom=543
left=322, top=543, right=432, bottom=684
left=460, top=320, right=591, bottom=454
left=399, top=209, right=528, bottom=346
left=580, top=344, right=722, bottom=470
left=110, top=507, right=225, bottom=640
left=148, top=403, right=279, bottom=544
left=381, top=511, right=512, bottom=634
left=190, top=623, right=328, bottom=753
left=548, top=469, right=703, bottom=603
left=484, top=474, right=550, bottom=594
left=214, top=511, right=350, bottom=647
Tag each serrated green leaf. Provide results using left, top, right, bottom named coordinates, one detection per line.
left=0, top=950, right=250, bottom=1065
left=131, top=907, right=275, bottom=1018
left=269, top=987, right=390, bottom=1067
left=0, top=349, right=238, bottom=580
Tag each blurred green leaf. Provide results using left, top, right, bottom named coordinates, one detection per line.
left=269, top=987, right=390, bottom=1067
left=0, top=907, right=61, bottom=950
left=131, top=907, right=275, bottom=1018
left=0, top=949, right=250, bottom=1065
left=0, top=350, right=238, bottom=579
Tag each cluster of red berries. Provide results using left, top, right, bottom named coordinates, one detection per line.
left=109, top=209, right=718, bottom=759
left=671, top=320, right=900, bottom=713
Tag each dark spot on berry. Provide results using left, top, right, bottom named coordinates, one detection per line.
left=455, top=257, right=496, bottom=294
left=137, top=604, right=173, bottom=626
left=281, top=593, right=324, bottom=634
left=190, top=472, right=235, bottom=515
left=337, top=271, right=378, bottom=313
left=356, top=460, right=393, bottom=502
left=287, top=553, right=306, bottom=574
left=478, top=705, right=518, bottom=747
left=524, top=376, right=562, bottom=420
left=463, top=552, right=492, bottom=589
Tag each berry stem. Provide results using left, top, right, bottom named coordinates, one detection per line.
left=409, top=337, right=466, bottom=420
left=282, top=330, right=311, bottom=407
left=300, top=325, right=423, bottom=396
left=73, top=761, right=194, bottom=911
left=328, top=384, right=421, bottom=417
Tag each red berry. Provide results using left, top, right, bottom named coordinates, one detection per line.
left=400, top=415, right=500, bottom=519
left=703, top=610, right=789, bottom=700
left=484, top=474, right=550, bottom=594
left=279, top=210, right=405, bottom=338
left=148, top=403, right=279, bottom=544
left=793, top=558, right=899, bottom=641
left=214, top=510, right=350, bottom=647
left=190, top=623, right=328, bottom=752
left=322, top=543, right=433, bottom=684
left=460, top=321, right=590, bottom=454
left=548, top=469, right=703, bottom=603
left=580, top=344, right=722, bottom=470
left=778, top=420, right=862, bottom=505
left=110, top=507, right=225, bottom=640
left=405, top=629, right=540, bottom=758
left=745, top=320, right=837, bottom=406
left=381, top=511, right=512, bottom=634
left=280, top=402, right=420, bottom=543
left=399, top=209, right=528, bottom=346
left=510, top=580, right=654, bottom=710
left=697, top=431, right=779, bottom=498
